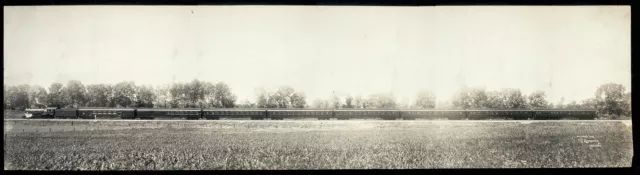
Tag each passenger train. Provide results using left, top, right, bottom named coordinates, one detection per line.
left=23, top=107, right=598, bottom=120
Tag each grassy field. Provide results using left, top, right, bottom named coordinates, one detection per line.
left=3, top=120, right=633, bottom=170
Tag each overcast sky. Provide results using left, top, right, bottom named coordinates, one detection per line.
left=4, top=6, right=630, bottom=104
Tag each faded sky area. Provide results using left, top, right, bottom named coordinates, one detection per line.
left=3, top=6, right=631, bottom=104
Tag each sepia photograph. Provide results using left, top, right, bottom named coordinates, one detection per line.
left=3, top=5, right=632, bottom=170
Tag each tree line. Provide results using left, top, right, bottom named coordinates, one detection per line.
left=4, top=80, right=631, bottom=119
left=4, top=79, right=237, bottom=109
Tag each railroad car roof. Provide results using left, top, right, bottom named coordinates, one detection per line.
left=78, top=108, right=135, bottom=111
left=465, top=109, right=532, bottom=111
left=533, top=109, right=597, bottom=111
left=203, top=108, right=268, bottom=111
left=136, top=108, right=202, bottom=111
left=334, top=109, right=400, bottom=111
left=399, top=109, right=467, bottom=111
left=267, top=109, right=334, bottom=111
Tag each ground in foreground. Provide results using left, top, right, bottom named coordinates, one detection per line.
left=3, top=121, right=633, bottom=170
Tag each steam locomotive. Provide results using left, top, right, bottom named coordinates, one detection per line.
left=23, top=107, right=598, bottom=120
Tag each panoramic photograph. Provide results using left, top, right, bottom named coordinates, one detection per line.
left=3, top=6, right=632, bottom=170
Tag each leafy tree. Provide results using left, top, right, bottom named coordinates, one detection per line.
left=451, top=87, right=472, bottom=109
left=256, top=87, right=278, bottom=108
left=62, top=80, right=87, bottom=108
left=367, top=92, right=397, bottom=108
left=274, top=86, right=295, bottom=108
left=86, top=84, right=113, bottom=107
left=436, top=100, right=453, bottom=109
left=154, top=84, right=171, bottom=108
left=203, top=82, right=219, bottom=108
left=354, top=95, right=364, bottom=108
left=185, top=79, right=206, bottom=108
left=527, top=91, right=548, bottom=109
left=169, top=83, right=188, bottom=108
left=113, top=81, right=137, bottom=108
left=6, top=85, right=30, bottom=110
left=255, top=88, right=270, bottom=108
left=468, top=88, right=488, bottom=109
left=47, top=83, right=65, bottom=108
left=595, top=83, right=629, bottom=117
left=28, top=85, right=48, bottom=108
left=136, top=85, right=156, bottom=108
left=330, top=94, right=341, bottom=109
left=547, top=102, right=554, bottom=109
left=484, top=91, right=504, bottom=108
left=565, top=100, right=579, bottom=108
left=343, top=95, right=354, bottom=108
left=623, top=92, right=631, bottom=117
left=236, top=99, right=256, bottom=108
left=290, top=92, right=307, bottom=108
left=214, top=82, right=236, bottom=108
left=500, top=88, right=528, bottom=109
left=580, top=98, right=600, bottom=109
left=312, top=98, right=329, bottom=108
left=414, top=90, right=437, bottom=108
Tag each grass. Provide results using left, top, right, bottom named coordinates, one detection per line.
left=3, top=120, right=633, bottom=170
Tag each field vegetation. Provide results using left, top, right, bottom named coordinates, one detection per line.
left=4, top=120, right=633, bottom=170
